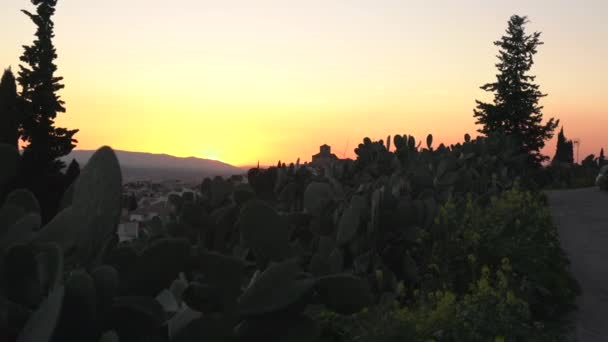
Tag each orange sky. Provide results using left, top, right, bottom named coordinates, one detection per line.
left=1, top=0, right=606, bottom=166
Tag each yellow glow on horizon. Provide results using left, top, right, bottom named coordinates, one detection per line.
left=1, top=0, right=606, bottom=166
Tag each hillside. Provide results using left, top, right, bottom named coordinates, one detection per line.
left=62, top=149, right=245, bottom=182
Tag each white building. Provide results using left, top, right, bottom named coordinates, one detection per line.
left=117, top=221, right=139, bottom=242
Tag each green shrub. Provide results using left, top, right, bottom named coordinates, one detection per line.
left=316, top=186, right=578, bottom=341
left=428, top=187, right=578, bottom=336
left=311, top=300, right=417, bottom=342
left=543, top=164, right=599, bottom=190
left=477, top=188, right=579, bottom=332
left=313, top=264, right=530, bottom=341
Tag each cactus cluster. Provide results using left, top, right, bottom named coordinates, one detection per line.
left=0, top=132, right=573, bottom=341
left=0, top=145, right=374, bottom=342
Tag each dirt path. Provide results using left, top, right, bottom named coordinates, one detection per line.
left=545, top=187, right=608, bottom=342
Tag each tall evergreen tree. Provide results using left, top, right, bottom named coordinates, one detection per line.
left=18, top=0, right=78, bottom=174
left=15, top=0, right=78, bottom=223
left=0, top=68, right=20, bottom=149
left=599, top=148, right=605, bottom=167
left=552, top=127, right=574, bottom=165
left=474, top=15, right=559, bottom=166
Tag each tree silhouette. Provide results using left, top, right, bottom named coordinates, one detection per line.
left=581, top=154, right=596, bottom=168
left=0, top=68, right=20, bottom=149
left=474, top=15, right=559, bottom=166
left=64, top=158, right=80, bottom=185
left=599, top=148, right=605, bottom=167
left=14, top=0, right=78, bottom=223
left=552, top=127, right=574, bottom=165
left=18, top=0, right=78, bottom=174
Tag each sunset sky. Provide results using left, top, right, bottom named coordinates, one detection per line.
left=1, top=0, right=606, bottom=166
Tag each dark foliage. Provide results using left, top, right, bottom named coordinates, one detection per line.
left=64, top=159, right=80, bottom=186
left=0, top=7, right=581, bottom=342
left=474, top=15, right=559, bottom=166
left=7, top=0, right=80, bottom=223
left=0, top=68, right=21, bottom=149
left=18, top=0, right=79, bottom=173
left=552, top=127, right=574, bottom=165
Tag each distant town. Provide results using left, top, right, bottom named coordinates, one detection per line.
left=117, top=144, right=348, bottom=241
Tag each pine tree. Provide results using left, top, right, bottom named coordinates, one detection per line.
left=18, top=0, right=78, bottom=174
left=474, top=15, right=559, bottom=166
left=599, top=148, right=605, bottom=167
left=0, top=68, right=20, bottom=149
left=552, top=127, right=574, bottom=165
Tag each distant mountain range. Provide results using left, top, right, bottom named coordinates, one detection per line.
left=62, top=149, right=246, bottom=183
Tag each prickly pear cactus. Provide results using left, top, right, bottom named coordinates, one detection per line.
left=337, top=206, right=360, bottom=246
left=53, top=270, right=98, bottom=341
left=110, top=295, right=166, bottom=339
left=0, top=213, right=40, bottom=254
left=127, top=238, right=191, bottom=297
left=4, top=189, right=40, bottom=214
left=0, top=204, right=26, bottom=237
left=91, top=265, right=120, bottom=312
left=71, top=146, right=122, bottom=267
left=15, top=286, right=64, bottom=342
left=303, top=182, right=333, bottom=217
left=32, top=242, right=64, bottom=293
left=210, top=176, right=232, bottom=207
left=33, top=207, right=76, bottom=254
left=2, top=244, right=43, bottom=308
left=316, top=274, right=373, bottom=314
left=233, top=183, right=255, bottom=205
left=236, top=199, right=289, bottom=264
left=181, top=282, right=222, bottom=314
left=238, top=259, right=316, bottom=316
left=197, top=249, right=246, bottom=312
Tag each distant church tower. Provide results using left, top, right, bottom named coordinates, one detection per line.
left=311, top=144, right=338, bottom=168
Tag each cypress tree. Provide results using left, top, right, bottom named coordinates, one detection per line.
left=0, top=68, right=20, bottom=149
left=474, top=15, right=559, bottom=166
left=599, top=148, right=605, bottom=167
left=16, top=0, right=78, bottom=223
left=552, top=127, right=574, bottom=165
left=18, top=0, right=78, bottom=174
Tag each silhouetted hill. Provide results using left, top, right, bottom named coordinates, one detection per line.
left=62, top=150, right=245, bottom=182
